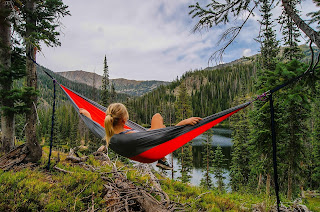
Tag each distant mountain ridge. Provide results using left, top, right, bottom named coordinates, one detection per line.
left=57, top=70, right=169, bottom=96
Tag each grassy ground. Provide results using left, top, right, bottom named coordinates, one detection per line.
left=0, top=147, right=319, bottom=211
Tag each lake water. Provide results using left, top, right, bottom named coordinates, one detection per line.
left=152, top=128, right=233, bottom=190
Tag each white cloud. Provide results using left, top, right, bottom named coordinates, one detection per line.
left=242, top=49, right=252, bottom=57
left=37, top=0, right=317, bottom=81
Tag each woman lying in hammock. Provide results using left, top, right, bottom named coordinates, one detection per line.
left=80, top=103, right=202, bottom=170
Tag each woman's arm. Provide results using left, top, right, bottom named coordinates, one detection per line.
left=176, top=117, right=202, bottom=126
left=79, top=108, right=92, bottom=119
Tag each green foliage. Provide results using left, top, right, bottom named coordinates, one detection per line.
left=127, top=63, right=256, bottom=126
left=101, top=55, right=110, bottom=107
left=309, top=80, right=320, bottom=189
left=175, top=82, right=193, bottom=183
left=229, top=95, right=252, bottom=191
left=0, top=47, right=32, bottom=115
left=275, top=61, right=311, bottom=199
left=307, top=0, right=320, bottom=31
left=12, top=0, right=70, bottom=49
left=189, top=0, right=252, bottom=30
left=278, top=0, right=303, bottom=61
left=175, top=82, right=192, bottom=121
left=212, top=145, right=226, bottom=191
left=200, top=128, right=214, bottom=189
left=256, top=0, right=280, bottom=71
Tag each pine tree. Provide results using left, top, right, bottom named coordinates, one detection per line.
left=178, top=142, right=193, bottom=183
left=278, top=0, right=303, bottom=61
left=310, top=82, right=320, bottom=189
left=101, top=55, right=110, bottom=107
left=175, top=82, right=192, bottom=121
left=276, top=61, right=311, bottom=199
left=200, top=128, right=214, bottom=189
left=256, top=0, right=279, bottom=71
left=175, top=82, right=193, bottom=183
left=212, top=145, right=226, bottom=192
left=249, top=0, right=280, bottom=195
left=229, top=96, right=251, bottom=191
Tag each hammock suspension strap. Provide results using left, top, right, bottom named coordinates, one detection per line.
left=47, top=79, right=56, bottom=170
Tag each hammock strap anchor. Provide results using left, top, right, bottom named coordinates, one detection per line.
left=47, top=79, right=56, bottom=170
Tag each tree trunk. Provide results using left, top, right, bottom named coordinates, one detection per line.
left=257, top=173, right=262, bottom=192
left=266, top=173, right=271, bottom=196
left=282, top=0, right=320, bottom=48
left=287, top=165, right=293, bottom=200
left=24, top=0, right=42, bottom=162
left=0, top=1, right=14, bottom=153
left=300, top=185, right=305, bottom=198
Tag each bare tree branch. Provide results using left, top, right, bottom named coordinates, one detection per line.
left=209, top=4, right=258, bottom=64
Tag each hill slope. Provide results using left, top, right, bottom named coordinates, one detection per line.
left=57, top=70, right=169, bottom=96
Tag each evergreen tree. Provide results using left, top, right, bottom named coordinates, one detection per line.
left=278, top=0, right=303, bottom=61
left=101, top=55, right=110, bottom=107
left=275, top=61, right=310, bottom=200
left=175, top=82, right=193, bottom=183
left=200, top=128, right=214, bottom=189
left=256, top=0, right=279, bottom=71
left=249, top=0, right=280, bottom=196
left=175, top=82, right=192, bottom=121
left=177, top=142, right=193, bottom=183
left=212, top=145, right=226, bottom=192
left=229, top=96, right=252, bottom=191
left=310, top=81, right=320, bottom=189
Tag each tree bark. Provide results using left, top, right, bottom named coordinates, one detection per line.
left=257, top=173, right=262, bottom=192
left=0, top=0, right=14, bottom=153
left=24, top=0, right=42, bottom=162
left=287, top=165, right=293, bottom=200
left=282, top=0, right=320, bottom=48
left=266, top=173, right=271, bottom=196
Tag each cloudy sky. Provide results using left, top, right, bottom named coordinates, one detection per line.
left=37, top=0, right=315, bottom=81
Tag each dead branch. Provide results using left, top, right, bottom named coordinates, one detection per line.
left=53, top=165, right=74, bottom=174
left=135, top=163, right=171, bottom=206
left=66, top=147, right=88, bottom=163
left=92, top=151, right=111, bottom=166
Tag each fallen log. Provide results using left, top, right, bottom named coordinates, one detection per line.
left=0, top=144, right=28, bottom=171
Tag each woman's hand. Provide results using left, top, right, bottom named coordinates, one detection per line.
left=176, top=117, right=202, bottom=126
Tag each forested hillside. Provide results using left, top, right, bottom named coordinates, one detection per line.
left=126, top=61, right=256, bottom=126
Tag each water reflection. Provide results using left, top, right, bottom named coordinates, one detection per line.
left=192, top=146, right=231, bottom=169
left=153, top=128, right=233, bottom=189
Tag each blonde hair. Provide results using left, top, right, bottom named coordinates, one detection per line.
left=104, top=103, right=129, bottom=145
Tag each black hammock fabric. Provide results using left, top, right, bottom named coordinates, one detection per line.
left=59, top=84, right=250, bottom=163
